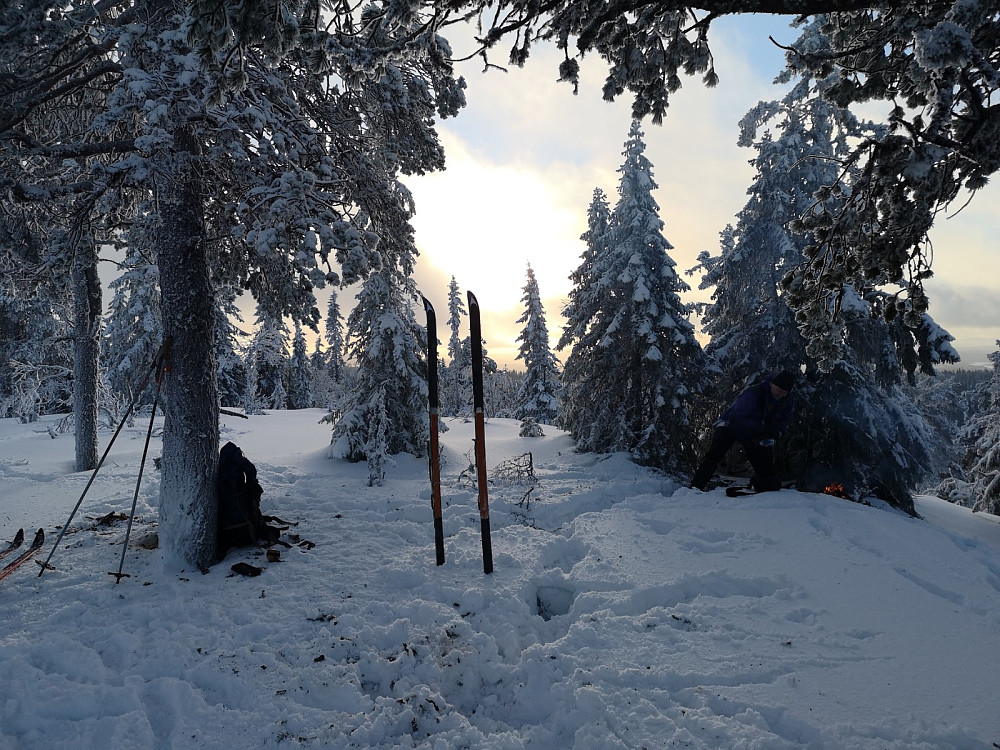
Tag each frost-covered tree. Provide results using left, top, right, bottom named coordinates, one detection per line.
left=365, top=385, right=393, bottom=486
left=214, top=282, right=247, bottom=409
left=70, top=231, right=103, bottom=471
left=0, top=241, right=73, bottom=422
left=515, top=264, right=560, bottom=432
left=286, top=323, right=313, bottom=409
left=961, top=344, right=1000, bottom=515
left=246, top=305, right=289, bottom=411
left=324, top=291, right=346, bottom=386
left=103, top=245, right=162, bottom=406
left=691, top=92, right=850, bottom=392
left=242, top=358, right=264, bottom=417
left=331, top=184, right=428, bottom=466
left=693, top=89, right=958, bottom=511
left=560, top=122, right=711, bottom=469
left=558, top=188, right=613, bottom=444
left=486, top=367, right=526, bottom=420
left=444, top=276, right=470, bottom=417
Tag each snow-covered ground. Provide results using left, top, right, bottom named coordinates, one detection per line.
left=1, top=410, right=999, bottom=749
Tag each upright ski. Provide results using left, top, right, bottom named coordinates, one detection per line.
left=0, top=528, right=44, bottom=583
left=467, top=291, right=494, bottom=575
left=422, top=296, right=446, bottom=566
left=0, top=529, right=24, bottom=562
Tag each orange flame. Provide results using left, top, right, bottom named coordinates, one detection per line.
left=823, top=482, right=848, bottom=498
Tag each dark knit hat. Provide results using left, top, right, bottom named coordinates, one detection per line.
left=771, top=370, right=796, bottom=393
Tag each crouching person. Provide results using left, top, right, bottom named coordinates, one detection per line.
left=691, top=370, right=797, bottom=492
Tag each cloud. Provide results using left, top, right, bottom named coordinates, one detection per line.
left=926, top=282, right=1000, bottom=328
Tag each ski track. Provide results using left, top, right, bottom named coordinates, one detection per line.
left=0, top=413, right=997, bottom=749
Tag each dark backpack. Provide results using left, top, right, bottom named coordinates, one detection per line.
left=216, top=442, right=280, bottom=560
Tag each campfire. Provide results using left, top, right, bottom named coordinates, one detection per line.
left=822, top=482, right=872, bottom=506
left=823, top=482, right=850, bottom=499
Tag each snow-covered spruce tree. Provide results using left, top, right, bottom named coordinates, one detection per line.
left=475, top=336, right=500, bottom=417
left=514, top=263, right=560, bottom=434
left=242, top=358, right=264, bottom=417
left=214, top=281, right=247, bottom=409
left=0, top=239, right=73, bottom=422
left=693, top=86, right=957, bottom=511
left=916, top=369, right=988, bottom=490
left=961, top=344, right=1000, bottom=515
left=444, top=276, right=470, bottom=417
left=561, top=122, right=711, bottom=470
left=0, top=4, right=124, bottom=469
left=246, top=305, right=290, bottom=411
left=365, top=385, right=394, bottom=487
left=690, top=91, right=849, bottom=393
left=324, top=290, right=346, bottom=387
left=486, top=367, right=526, bottom=420
left=330, top=190, right=429, bottom=480
left=558, top=188, right=615, bottom=448
left=286, top=323, right=313, bottom=409
left=103, top=243, right=162, bottom=407
left=784, top=285, right=959, bottom=512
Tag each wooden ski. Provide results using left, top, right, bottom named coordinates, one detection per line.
left=467, top=291, right=494, bottom=574
left=422, top=296, right=446, bottom=566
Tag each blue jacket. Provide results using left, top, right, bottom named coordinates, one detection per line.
left=720, top=377, right=795, bottom=441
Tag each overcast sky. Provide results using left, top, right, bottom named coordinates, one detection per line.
left=403, top=16, right=1000, bottom=370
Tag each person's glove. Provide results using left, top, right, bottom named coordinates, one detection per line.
left=759, top=439, right=775, bottom=447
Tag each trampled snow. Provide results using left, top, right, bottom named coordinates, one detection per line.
left=1, top=410, right=999, bottom=749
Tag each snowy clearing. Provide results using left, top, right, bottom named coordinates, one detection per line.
left=1, top=410, right=999, bottom=749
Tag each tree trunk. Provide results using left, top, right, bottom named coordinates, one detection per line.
left=155, top=123, right=219, bottom=571
left=72, top=234, right=101, bottom=472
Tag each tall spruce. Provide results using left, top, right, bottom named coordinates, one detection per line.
left=558, top=188, right=613, bottom=447
left=444, top=276, right=470, bottom=417
left=324, top=291, right=346, bottom=386
left=515, top=264, right=561, bottom=434
left=560, top=122, right=710, bottom=469
left=0, top=230, right=73, bottom=422
left=287, top=323, right=313, bottom=409
left=246, top=305, right=290, bottom=411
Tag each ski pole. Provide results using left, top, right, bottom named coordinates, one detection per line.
left=39, top=338, right=171, bottom=577
left=110, top=340, right=170, bottom=582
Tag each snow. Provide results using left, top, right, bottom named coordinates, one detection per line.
left=2, top=410, right=999, bottom=749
